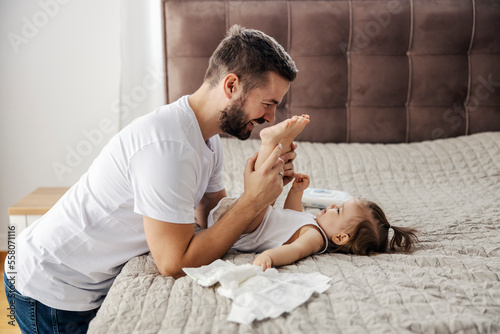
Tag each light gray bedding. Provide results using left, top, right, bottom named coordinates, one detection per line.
left=89, top=132, right=500, bottom=333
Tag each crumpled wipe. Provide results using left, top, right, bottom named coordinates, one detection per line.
left=183, top=259, right=331, bottom=324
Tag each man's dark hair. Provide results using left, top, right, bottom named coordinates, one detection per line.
left=204, top=25, right=298, bottom=93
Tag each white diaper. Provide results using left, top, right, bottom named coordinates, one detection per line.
left=207, top=196, right=239, bottom=228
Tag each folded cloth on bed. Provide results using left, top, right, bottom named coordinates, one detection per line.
left=183, top=259, right=331, bottom=324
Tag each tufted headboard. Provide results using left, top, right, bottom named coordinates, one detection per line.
left=161, top=0, right=500, bottom=143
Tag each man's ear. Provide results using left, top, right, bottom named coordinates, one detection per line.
left=223, top=73, right=240, bottom=99
left=332, top=233, right=350, bottom=246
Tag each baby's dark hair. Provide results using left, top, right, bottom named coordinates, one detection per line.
left=332, top=199, right=418, bottom=255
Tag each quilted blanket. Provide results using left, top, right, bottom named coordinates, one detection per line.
left=88, top=132, right=500, bottom=333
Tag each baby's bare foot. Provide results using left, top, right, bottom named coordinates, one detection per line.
left=260, top=115, right=310, bottom=146
left=260, top=117, right=297, bottom=145
left=285, top=115, right=310, bottom=142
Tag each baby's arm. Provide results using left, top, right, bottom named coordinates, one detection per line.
left=253, top=227, right=324, bottom=270
left=284, top=173, right=310, bottom=212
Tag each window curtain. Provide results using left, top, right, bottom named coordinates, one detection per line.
left=118, top=0, right=165, bottom=129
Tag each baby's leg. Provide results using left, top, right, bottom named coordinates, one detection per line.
left=244, top=115, right=309, bottom=235
left=255, top=114, right=309, bottom=171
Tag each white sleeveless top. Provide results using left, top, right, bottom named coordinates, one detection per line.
left=207, top=197, right=329, bottom=254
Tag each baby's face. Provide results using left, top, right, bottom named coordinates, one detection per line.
left=315, top=199, right=364, bottom=241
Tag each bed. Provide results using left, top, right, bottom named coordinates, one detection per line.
left=89, top=1, right=500, bottom=333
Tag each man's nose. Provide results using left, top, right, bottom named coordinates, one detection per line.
left=263, top=106, right=276, bottom=123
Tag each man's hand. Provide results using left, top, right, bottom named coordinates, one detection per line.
left=280, top=142, right=297, bottom=186
left=241, top=143, right=285, bottom=211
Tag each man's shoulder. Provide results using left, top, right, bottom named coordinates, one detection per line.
left=126, top=97, right=194, bottom=141
left=140, top=96, right=192, bottom=126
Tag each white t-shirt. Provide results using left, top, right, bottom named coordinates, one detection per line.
left=13, top=96, right=224, bottom=311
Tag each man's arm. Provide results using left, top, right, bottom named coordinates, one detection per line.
left=145, top=198, right=259, bottom=278
left=144, top=144, right=285, bottom=278
left=195, top=189, right=227, bottom=228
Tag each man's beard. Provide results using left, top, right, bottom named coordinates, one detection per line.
left=219, top=96, right=265, bottom=140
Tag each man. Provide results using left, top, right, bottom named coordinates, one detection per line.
left=4, top=25, right=298, bottom=333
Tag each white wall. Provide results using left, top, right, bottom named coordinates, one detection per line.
left=0, top=0, right=122, bottom=249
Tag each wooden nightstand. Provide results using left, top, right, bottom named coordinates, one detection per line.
left=8, top=187, right=69, bottom=235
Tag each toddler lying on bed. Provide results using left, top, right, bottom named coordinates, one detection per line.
left=207, top=115, right=418, bottom=270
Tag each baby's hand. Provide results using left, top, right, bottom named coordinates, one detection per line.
left=253, top=253, right=273, bottom=271
left=292, top=173, right=310, bottom=192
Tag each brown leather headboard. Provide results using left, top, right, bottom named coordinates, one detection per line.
left=162, top=0, right=500, bottom=143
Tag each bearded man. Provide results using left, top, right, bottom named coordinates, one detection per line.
left=6, top=25, right=298, bottom=333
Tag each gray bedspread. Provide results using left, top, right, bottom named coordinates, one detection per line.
left=89, top=132, right=500, bottom=333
